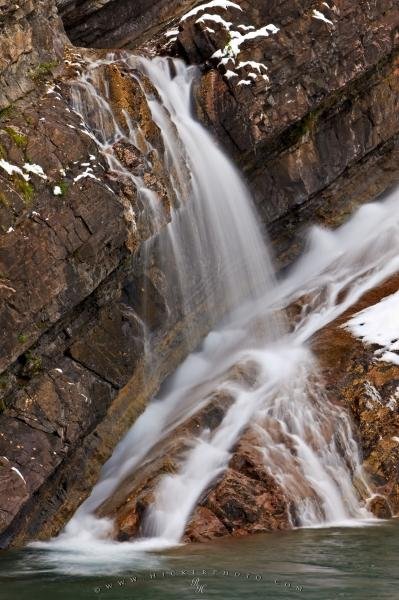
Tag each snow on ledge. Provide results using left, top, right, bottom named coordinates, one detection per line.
left=312, top=9, right=334, bottom=27
left=181, top=0, right=242, bottom=21
left=23, top=163, right=47, bottom=180
left=196, top=13, right=233, bottom=28
left=344, top=291, right=399, bottom=366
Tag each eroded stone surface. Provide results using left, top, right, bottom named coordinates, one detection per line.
left=57, top=0, right=198, bottom=48
left=0, top=0, right=63, bottom=110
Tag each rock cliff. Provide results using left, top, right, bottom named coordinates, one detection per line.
left=0, top=0, right=63, bottom=110
left=0, top=0, right=398, bottom=548
left=57, top=0, right=197, bottom=48
left=173, top=0, right=399, bottom=264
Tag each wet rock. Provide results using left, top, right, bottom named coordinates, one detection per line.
left=313, top=274, right=399, bottom=515
left=185, top=432, right=291, bottom=540
left=96, top=361, right=290, bottom=543
left=184, top=507, right=229, bottom=543
left=95, top=386, right=238, bottom=538
left=367, top=495, right=392, bottom=519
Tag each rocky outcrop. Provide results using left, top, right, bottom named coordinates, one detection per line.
left=94, top=363, right=252, bottom=531
left=314, top=274, right=399, bottom=516
left=57, top=0, right=198, bottom=48
left=96, top=360, right=291, bottom=540
left=184, top=431, right=291, bottom=542
left=0, top=0, right=63, bottom=111
left=0, top=41, right=220, bottom=547
left=173, top=0, right=399, bottom=265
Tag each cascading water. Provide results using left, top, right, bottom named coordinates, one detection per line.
left=70, top=55, right=278, bottom=348
left=32, top=52, right=399, bottom=564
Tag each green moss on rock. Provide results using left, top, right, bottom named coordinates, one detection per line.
left=30, top=60, right=59, bottom=81
left=4, top=126, right=27, bottom=149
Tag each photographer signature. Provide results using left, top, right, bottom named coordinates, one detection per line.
left=191, top=577, right=207, bottom=594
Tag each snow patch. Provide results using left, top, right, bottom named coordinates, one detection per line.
left=224, top=69, right=238, bottom=79
left=0, top=159, right=30, bottom=181
left=181, top=0, right=242, bottom=22
left=73, top=168, right=100, bottom=183
left=237, top=60, right=268, bottom=73
left=165, top=28, right=179, bottom=38
left=53, top=186, right=62, bottom=196
left=226, top=24, right=280, bottom=57
left=11, top=466, right=27, bottom=485
left=312, top=9, right=334, bottom=26
left=345, top=291, right=399, bottom=366
left=209, top=17, right=279, bottom=87
left=23, top=163, right=47, bottom=180
left=236, top=24, right=255, bottom=31
left=196, top=13, right=232, bottom=28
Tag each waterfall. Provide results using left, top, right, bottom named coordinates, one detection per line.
left=31, top=53, right=399, bottom=560
left=69, top=55, right=279, bottom=349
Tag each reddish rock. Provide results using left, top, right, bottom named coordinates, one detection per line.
left=184, top=507, right=229, bottom=543
left=313, top=274, right=399, bottom=515
left=187, top=436, right=291, bottom=540
left=367, top=495, right=393, bottom=520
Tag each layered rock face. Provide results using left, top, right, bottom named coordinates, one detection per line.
left=57, top=0, right=197, bottom=48
left=0, top=0, right=62, bottom=110
left=0, top=35, right=217, bottom=547
left=174, top=0, right=399, bottom=264
left=314, top=276, right=399, bottom=518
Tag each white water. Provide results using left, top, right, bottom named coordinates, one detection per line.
left=70, top=55, right=277, bottom=346
left=31, top=54, right=399, bottom=567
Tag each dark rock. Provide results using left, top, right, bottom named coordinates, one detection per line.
left=177, top=0, right=399, bottom=267
left=57, top=0, right=198, bottom=48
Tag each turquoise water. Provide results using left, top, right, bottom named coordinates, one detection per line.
left=1, top=520, right=399, bottom=599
